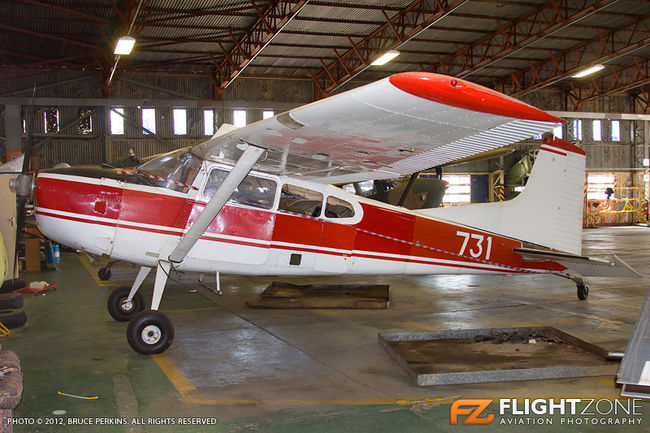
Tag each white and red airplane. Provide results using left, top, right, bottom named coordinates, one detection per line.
left=22, top=72, right=638, bottom=354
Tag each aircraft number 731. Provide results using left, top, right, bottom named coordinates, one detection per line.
left=457, top=231, right=492, bottom=261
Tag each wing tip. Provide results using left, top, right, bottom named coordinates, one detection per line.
left=388, top=72, right=562, bottom=124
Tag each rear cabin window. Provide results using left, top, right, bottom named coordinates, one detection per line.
left=203, top=168, right=277, bottom=210
left=279, top=184, right=323, bottom=217
left=325, top=196, right=355, bottom=218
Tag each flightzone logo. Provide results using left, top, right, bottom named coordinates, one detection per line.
left=450, top=398, right=644, bottom=426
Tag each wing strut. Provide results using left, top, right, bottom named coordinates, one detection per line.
left=168, top=143, right=265, bottom=264
left=397, top=171, right=420, bottom=207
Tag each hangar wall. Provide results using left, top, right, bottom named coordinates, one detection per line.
left=0, top=72, right=647, bottom=190
left=0, top=72, right=312, bottom=167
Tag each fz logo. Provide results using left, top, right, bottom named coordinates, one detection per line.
left=450, top=399, right=495, bottom=425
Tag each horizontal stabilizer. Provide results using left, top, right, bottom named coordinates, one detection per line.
left=514, top=248, right=641, bottom=278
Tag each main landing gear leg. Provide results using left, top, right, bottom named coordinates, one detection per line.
left=126, top=261, right=174, bottom=354
left=123, top=145, right=264, bottom=355
left=107, top=266, right=151, bottom=322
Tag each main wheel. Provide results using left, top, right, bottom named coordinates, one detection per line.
left=107, top=286, right=145, bottom=322
left=98, top=267, right=112, bottom=281
left=127, top=310, right=174, bottom=355
left=577, top=282, right=589, bottom=300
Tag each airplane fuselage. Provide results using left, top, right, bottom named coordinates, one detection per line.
left=34, top=161, right=562, bottom=278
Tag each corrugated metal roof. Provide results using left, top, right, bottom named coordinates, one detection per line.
left=0, top=0, right=646, bottom=101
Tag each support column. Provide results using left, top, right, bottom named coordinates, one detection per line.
left=3, top=105, right=22, bottom=161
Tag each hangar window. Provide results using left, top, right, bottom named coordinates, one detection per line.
left=325, top=196, right=355, bottom=218
left=203, top=168, right=276, bottom=210
left=263, top=110, right=274, bottom=119
left=442, top=174, right=471, bottom=204
left=279, top=184, right=323, bottom=217
left=173, top=108, right=186, bottom=135
left=553, top=124, right=563, bottom=139
left=611, top=120, right=621, bottom=141
left=204, top=110, right=214, bottom=135
left=110, top=107, right=124, bottom=135
left=142, top=108, right=156, bottom=134
left=587, top=173, right=615, bottom=200
left=592, top=120, right=601, bottom=141
left=43, top=107, right=59, bottom=133
left=572, top=119, right=582, bottom=140
left=78, top=108, right=92, bottom=135
left=233, top=109, right=246, bottom=127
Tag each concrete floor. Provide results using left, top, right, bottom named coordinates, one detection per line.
left=5, top=226, right=650, bottom=432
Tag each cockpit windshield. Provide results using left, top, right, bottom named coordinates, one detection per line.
left=137, top=148, right=202, bottom=192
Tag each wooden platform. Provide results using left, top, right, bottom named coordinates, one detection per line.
left=246, top=281, right=390, bottom=309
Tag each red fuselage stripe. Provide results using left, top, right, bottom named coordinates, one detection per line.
left=37, top=209, right=518, bottom=273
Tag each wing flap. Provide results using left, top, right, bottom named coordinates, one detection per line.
left=514, top=247, right=641, bottom=278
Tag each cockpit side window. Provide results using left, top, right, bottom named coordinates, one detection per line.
left=325, top=196, right=355, bottom=218
left=279, top=184, right=323, bottom=217
left=203, top=168, right=277, bottom=210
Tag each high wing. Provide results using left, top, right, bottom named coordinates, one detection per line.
left=193, top=72, right=562, bottom=183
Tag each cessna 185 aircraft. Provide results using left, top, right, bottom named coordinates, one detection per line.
left=16, top=72, right=638, bottom=354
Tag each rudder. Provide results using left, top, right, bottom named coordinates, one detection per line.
left=418, top=138, right=586, bottom=255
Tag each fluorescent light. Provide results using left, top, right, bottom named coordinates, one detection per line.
left=371, top=50, right=400, bottom=66
left=572, top=64, right=605, bottom=78
left=114, top=36, right=136, bottom=55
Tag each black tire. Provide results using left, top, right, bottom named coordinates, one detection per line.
left=98, top=267, right=112, bottom=281
left=0, top=293, right=23, bottom=310
left=127, top=310, right=174, bottom=355
left=107, top=286, right=145, bottom=322
left=0, top=309, right=27, bottom=329
left=577, top=282, right=589, bottom=300
left=0, top=279, right=26, bottom=294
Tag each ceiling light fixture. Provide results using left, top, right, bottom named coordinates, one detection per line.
left=114, top=36, right=136, bottom=55
left=371, top=50, right=400, bottom=66
left=571, top=64, right=605, bottom=78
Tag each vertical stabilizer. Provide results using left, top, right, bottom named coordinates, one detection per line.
left=418, top=138, right=586, bottom=255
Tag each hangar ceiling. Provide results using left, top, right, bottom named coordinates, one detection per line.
left=0, top=0, right=648, bottom=108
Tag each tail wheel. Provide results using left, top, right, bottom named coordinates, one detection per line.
left=107, top=286, right=145, bottom=322
left=127, top=310, right=174, bottom=355
left=577, top=282, right=589, bottom=300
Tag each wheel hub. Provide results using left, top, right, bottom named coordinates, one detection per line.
left=141, top=325, right=162, bottom=345
left=120, top=298, right=134, bottom=313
